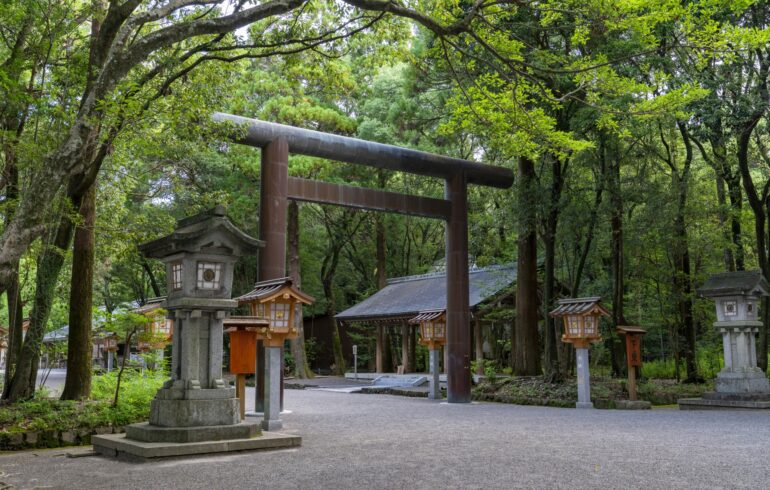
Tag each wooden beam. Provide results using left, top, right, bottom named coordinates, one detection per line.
left=287, top=177, right=451, bottom=220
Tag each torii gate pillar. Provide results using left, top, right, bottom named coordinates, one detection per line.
left=445, top=172, right=471, bottom=402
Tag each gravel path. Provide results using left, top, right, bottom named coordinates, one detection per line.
left=1, top=389, right=768, bottom=489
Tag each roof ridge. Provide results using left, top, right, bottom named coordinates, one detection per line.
left=386, top=263, right=515, bottom=285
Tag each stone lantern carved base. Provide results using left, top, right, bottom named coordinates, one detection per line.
left=711, top=322, right=770, bottom=398
left=679, top=321, right=770, bottom=410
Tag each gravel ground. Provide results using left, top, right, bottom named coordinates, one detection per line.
left=1, top=389, right=769, bottom=489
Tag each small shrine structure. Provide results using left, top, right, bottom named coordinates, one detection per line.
left=335, top=265, right=516, bottom=375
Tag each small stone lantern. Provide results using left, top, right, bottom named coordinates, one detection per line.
left=696, top=271, right=770, bottom=398
left=128, top=205, right=265, bottom=441
left=550, top=297, right=610, bottom=409
left=410, top=309, right=446, bottom=400
left=230, top=277, right=314, bottom=430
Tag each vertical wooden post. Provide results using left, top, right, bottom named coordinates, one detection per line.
left=474, top=316, right=484, bottom=375
left=628, top=364, right=637, bottom=401
left=376, top=325, right=384, bottom=373
left=445, top=172, right=471, bottom=403
left=401, top=321, right=410, bottom=373
left=258, top=138, right=288, bottom=413
left=236, top=373, right=246, bottom=420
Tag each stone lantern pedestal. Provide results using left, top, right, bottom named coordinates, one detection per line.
left=679, top=271, right=770, bottom=410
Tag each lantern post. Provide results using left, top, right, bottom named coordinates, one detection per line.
left=233, top=277, right=314, bottom=430
left=410, top=309, right=447, bottom=400
left=549, top=297, right=610, bottom=409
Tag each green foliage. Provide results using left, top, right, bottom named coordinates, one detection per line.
left=0, top=370, right=165, bottom=433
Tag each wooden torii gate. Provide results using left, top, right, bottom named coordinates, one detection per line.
left=214, top=112, right=514, bottom=403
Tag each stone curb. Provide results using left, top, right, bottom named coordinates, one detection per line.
left=0, top=426, right=124, bottom=451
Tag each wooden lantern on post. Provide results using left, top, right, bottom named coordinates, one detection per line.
left=410, top=309, right=446, bottom=400
left=236, top=278, right=315, bottom=347
left=231, top=278, right=314, bottom=429
left=105, top=334, right=119, bottom=353
left=550, top=297, right=611, bottom=409
left=412, top=309, right=447, bottom=350
left=616, top=326, right=646, bottom=401
left=551, top=297, right=609, bottom=349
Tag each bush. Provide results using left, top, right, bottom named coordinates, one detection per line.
left=0, top=369, right=166, bottom=434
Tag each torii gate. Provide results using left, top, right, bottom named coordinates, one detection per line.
left=214, top=112, right=514, bottom=403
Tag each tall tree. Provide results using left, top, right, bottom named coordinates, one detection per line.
left=61, top=180, right=97, bottom=399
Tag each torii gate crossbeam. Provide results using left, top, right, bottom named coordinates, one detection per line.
left=214, top=112, right=514, bottom=403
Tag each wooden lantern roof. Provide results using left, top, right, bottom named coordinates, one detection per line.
left=549, top=297, right=611, bottom=318
left=408, top=309, right=445, bottom=324
left=234, top=277, right=315, bottom=305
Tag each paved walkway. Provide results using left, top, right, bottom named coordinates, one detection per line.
left=1, top=389, right=769, bottom=489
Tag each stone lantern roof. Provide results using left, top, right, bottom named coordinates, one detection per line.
left=139, top=205, right=263, bottom=259
left=696, top=270, right=770, bottom=299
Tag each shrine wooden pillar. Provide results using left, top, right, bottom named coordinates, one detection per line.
left=474, top=316, right=484, bottom=375
left=401, top=321, right=410, bottom=373
left=376, top=324, right=384, bottom=373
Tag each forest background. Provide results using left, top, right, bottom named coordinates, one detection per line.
left=2, top=0, right=770, bottom=403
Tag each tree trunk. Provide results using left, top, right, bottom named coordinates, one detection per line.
left=513, top=156, right=541, bottom=376
left=61, top=181, right=96, bottom=399
left=4, top=204, right=80, bottom=401
left=736, top=124, right=768, bottom=371
left=607, top=138, right=626, bottom=377
left=287, top=201, right=313, bottom=378
left=672, top=123, right=699, bottom=383
left=715, top=175, right=736, bottom=272
left=542, top=157, right=564, bottom=382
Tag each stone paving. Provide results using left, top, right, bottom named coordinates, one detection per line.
left=1, top=388, right=769, bottom=489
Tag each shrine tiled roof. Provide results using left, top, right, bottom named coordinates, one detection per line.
left=335, top=265, right=516, bottom=324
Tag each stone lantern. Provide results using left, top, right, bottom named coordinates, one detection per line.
left=229, top=277, right=314, bottom=430
left=121, top=206, right=264, bottom=442
left=679, top=271, right=770, bottom=409
left=410, top=309, right=446, bottom=400
left=550, top=297, right=610, bottom=409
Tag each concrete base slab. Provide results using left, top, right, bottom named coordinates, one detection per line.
left=92, top=431, right=301, bottom=460
left=678, top=398, right=770, bottom=410
left=616, top=400, right=652, bottom=410
left=576, top=402, right=594, bottom=409
left=125, top=421, right=260, bottom=443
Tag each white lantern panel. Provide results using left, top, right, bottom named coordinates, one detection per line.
left=723, top=301, right=737, bottom=317
left=196, top=262, right=222, bottom=290
left=171, top=262, right=183, bottom=291
left=271, top=302, right=290, bottom=328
